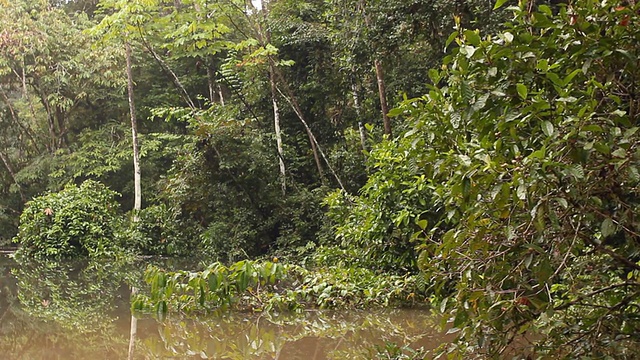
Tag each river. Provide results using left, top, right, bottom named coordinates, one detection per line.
left=0, top=255, right=448, bottom=359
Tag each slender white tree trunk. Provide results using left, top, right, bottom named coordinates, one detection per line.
left=261, top=0, right=286, bottom=194
left=125, top=41, right=142, bottom=219
left=352, top=82, right=368, bottom=156
left=128, top=286, right=138, bottom=360
left=271, top=72, right=286, bottom=194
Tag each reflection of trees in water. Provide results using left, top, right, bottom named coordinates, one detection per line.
left=0, top=257, right=446, bottom=359
left=136, top=310, right=442, bottom=359
left=0, top=257, right=139, bottom=359
left=15, top=260, right=121, bottom=330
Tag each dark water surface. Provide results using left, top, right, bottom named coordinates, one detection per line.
left=0, top=255, right=448, bottom=359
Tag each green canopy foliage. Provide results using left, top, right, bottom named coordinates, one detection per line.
left=328, top=0, right=640, bottom=357
left=13, top=180, right=123, bottom=258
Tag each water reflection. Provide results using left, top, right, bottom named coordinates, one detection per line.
left=137, top=310, right=444, bottom=359
left=0, top=255, right=446, bottom=359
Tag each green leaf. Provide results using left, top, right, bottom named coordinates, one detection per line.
left=494, top=0, right=510, bottom=10
left=616, top=49, right=636, bottom=62
left=562, top=69, right=582, bottom=86
left=445, top=32, right=459, bottom=48
left=612, top=148, right=627, bottom=158
left=428, top=68, right=441, bottom=84
left=516, top=83, right=528, bottom=99
left=541, top=121, right=554, bottom=137
left=566, top=164, right=584, bottom=179
left=536, top=59, right=549, bottom=72
left=440, top=297, right=448, bottom=313
left=387, top=108, right=404, bottom=117
left=529, top=147, right=546, bottom=160
left=628, top=166, right=640, bottom=182
left=555, top=198, right=568, bottom=209
left=464, top=30, right=481, bottom=46
left=582, top=124, right=603, bottom=133
left=517, top=183, right=527, bottom=200
left=601, top=218, right=617, bottom=238
left=538, top=4, right=552, bottom=15
left=453, top=309, right=469, bottom=327
left=546, top=72, right=562, bottom=86
left=594, top=142, right=611, bottom=155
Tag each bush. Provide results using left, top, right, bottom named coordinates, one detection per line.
left=13, top=180, right=123, bottom=259
left=331, top=0, right=640, bottom=357
left=125, top=204, right=201, bottom=256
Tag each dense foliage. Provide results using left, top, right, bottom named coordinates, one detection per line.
left=329, top=0, right=640, bottom=357
left=13, top=180, right=123, bottom=259
left=133, top=256, right=424, bottom=316
left=4, top=0, right=640, bottom=357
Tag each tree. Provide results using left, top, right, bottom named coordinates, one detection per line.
left=125, top=41, right=142, bottom=218
left=257, top=0, right=287, bottom=194
left=91, top=1, right=150, bottom=217
left=329, top=0, right=640, bottom=357
left=0, top=0, right=124, bottom=240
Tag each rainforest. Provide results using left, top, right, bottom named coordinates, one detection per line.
left=1, top=0, right=639, bottom=358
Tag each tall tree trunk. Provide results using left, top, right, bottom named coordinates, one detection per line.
left=206, top=66, right=219, bottom=104
left=261, top=0, right=287, bottom=194
left=218, top=83, right=225, bottom=106
left=207, top=65, right=215, bottom=103
left=125, top=41, right=142, bottom=218
left=268, top=65, right=329, bottom=183
left=270, top=71, right=286, bottom=194
left=351, top=82, right=368, bottom=156
left=127, top=286, right=138, bottom=360
left=361, top=0, right=392, bottom=137
left=373, top=59, right=392, bottom=137
left=206, top=59, right=226, bottom=106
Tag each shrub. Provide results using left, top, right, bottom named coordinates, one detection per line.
left=330, top=0, right=640, bottom=357
left=125, top=204, right=200, bottom=256
left=13, top=180, right=122, bottom=259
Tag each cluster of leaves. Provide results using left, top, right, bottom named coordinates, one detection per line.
left=331, top=0, right=640, bottom=357
left=372, top=342, right=427, bottom=360
left=278, top=265, right=422, bottom=310
left=13, top=180, right=124, bottom=259
left=134, top=252, right=426, bottom=317
left=125, top=204, right=201, bottom=256
left=132, top=260, right=287, bottom=316
left=155, top=105, right=331, bottom=260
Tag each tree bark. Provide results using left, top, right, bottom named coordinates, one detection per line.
left=261, top=0, right=287, bottom=194
left=207, top=66, right=215, bottom=103
left=127, top=286, right=138, bottom=360
left=373, top=59, right=392, bottom=137
left=360, top=0, right=392, bottom=137
left=351, top=82, right=368, bottom=156
left=270, top=71, right=287, bottom=194
left=125, top=41, right=142, bottom=218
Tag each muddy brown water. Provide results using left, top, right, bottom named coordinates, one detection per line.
left=0, top=254, right=450, bottom=359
